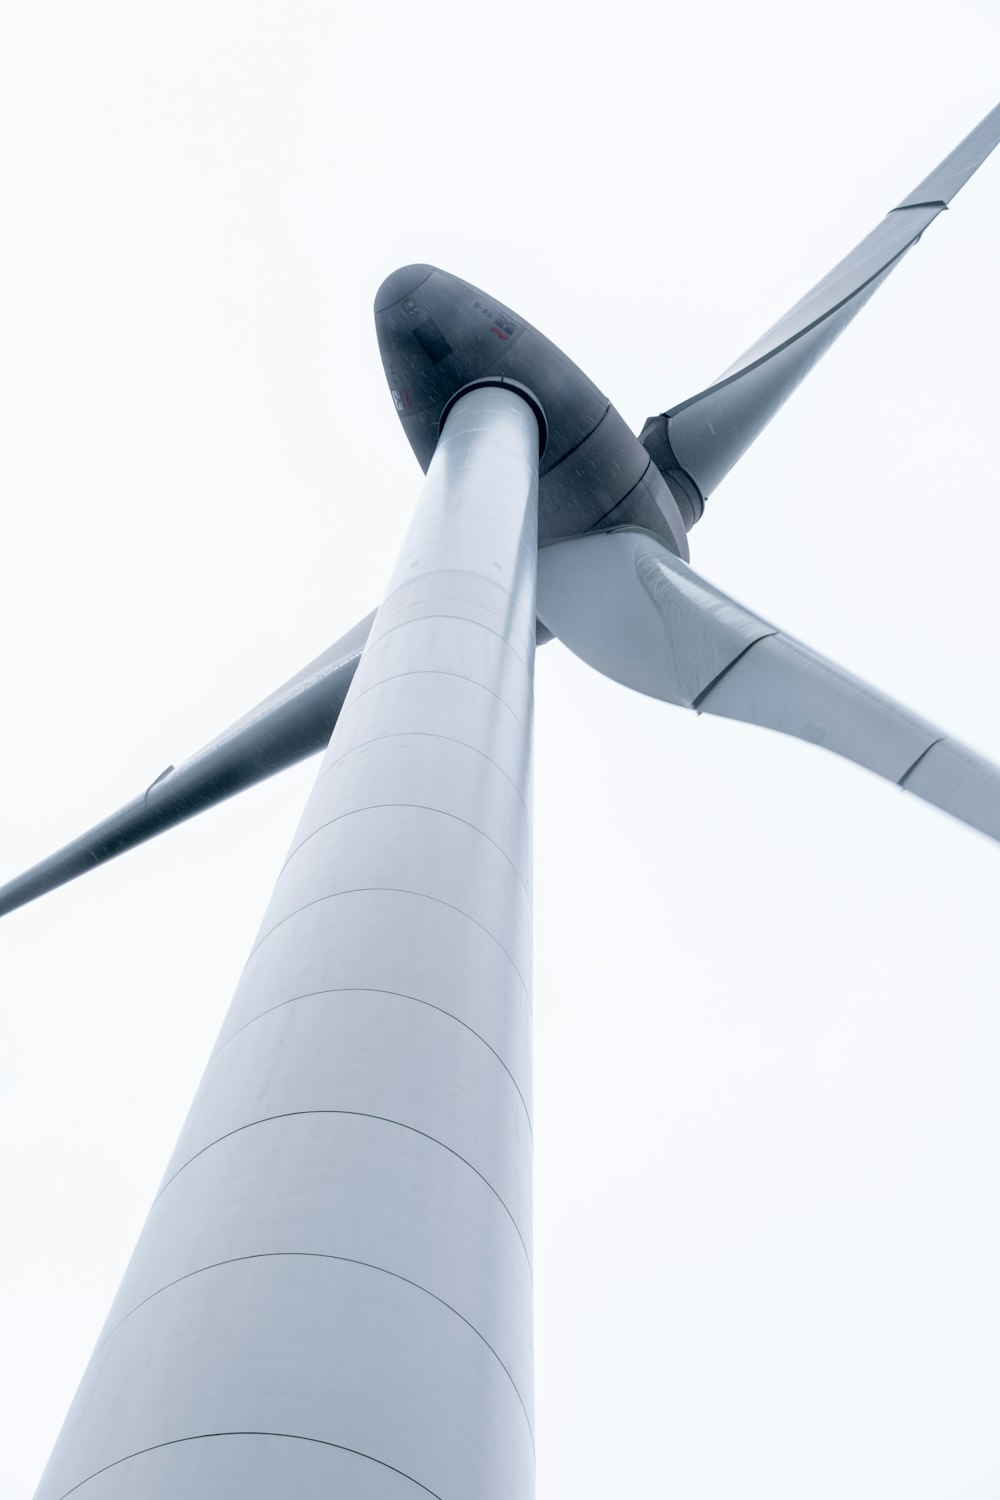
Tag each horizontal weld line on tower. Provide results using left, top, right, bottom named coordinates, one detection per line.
left=315, top=730, right=531, bottom=816
left=362, top=613, right=534, bottom=673
left=95, top=1252, right=534, bottom=1447
left=153, top=1110, right=533, bottom=1271
left=280, top=804, right=531, bottom=899
left=246, top=888, right=532, bottom=1004
left=378, top=567, right=537, bottom=631
left=393, top=535, right=530, bottom=580
left=212, top=987, right=533, bottom=1133
left=404, top=503, right=538, bottom=553
left=367, top=591, right=536, bottom=651
left=336, top=669, right=530, bottom=733
left=54, top=1432, right=444, bottom=1500
left=372, top=593, right=536, bottom=651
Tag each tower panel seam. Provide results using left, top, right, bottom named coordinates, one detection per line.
left=153, top=1109, right=534, bottom=1270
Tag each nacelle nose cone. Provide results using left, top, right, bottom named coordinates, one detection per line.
left=374, top=264, right=436, bottom=313
left=372, top=263, right=689, bottom=558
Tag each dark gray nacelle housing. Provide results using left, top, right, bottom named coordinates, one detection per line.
left=374, top=264, right=691, bottom=557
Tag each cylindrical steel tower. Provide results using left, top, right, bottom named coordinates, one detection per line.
left=36, top=384, right=539, bottom=1500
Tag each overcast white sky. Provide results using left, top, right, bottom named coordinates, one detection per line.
left=2, top=3, right=1000, bottom=1496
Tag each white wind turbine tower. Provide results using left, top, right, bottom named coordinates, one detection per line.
left=3, top=102, right=999, bottom=1500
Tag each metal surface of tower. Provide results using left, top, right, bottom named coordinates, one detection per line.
left=34, top=386, right=539, bottom=1499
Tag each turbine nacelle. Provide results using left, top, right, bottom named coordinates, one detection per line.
left=374, top=263, right=692, bottom=556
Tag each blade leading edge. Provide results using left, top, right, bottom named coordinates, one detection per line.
left=0, top=612, right=375, bottom=918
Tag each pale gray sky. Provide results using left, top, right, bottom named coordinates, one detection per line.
left=2, top=3, right=1000, bottom=1496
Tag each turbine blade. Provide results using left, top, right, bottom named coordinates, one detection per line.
left=537, top=530, right=1000, bottom=844
left=0, top=612, right=375, bottom=918
left=641, top=101, right=1000, bottom=510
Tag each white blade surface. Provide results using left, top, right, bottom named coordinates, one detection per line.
left=641, top=101, right=1000, bottom=503
left=537, top=528, right=1000, bottom=843
left=0, top=612, right=375, bottom=917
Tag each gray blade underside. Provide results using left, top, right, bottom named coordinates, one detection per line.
left=0, top=611, right=375, bottom=918
left=536, top=529, right=1000, bottom=844
left=640, top=100, right=1000, bottom=502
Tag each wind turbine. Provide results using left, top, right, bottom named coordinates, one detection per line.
left=5, top=101, right=999, bottom=1499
